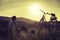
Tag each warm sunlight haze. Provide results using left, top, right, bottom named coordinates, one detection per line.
left=29, top=4, right=41, bottom=16
left=0, top=0, right=60, bottom=21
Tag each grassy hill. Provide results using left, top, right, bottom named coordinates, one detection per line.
left=0, top=16, right=60, bottom=40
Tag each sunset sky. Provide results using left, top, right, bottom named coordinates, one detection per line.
left=0, top=0, right=60, bottom=21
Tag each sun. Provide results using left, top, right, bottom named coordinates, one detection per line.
left=29, top=4, right=41, bottom=16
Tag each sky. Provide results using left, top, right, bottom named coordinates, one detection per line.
left=0, top=0, right=60, bottom=21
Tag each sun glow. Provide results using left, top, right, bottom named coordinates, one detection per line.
left=29, top=4, right=42, bottom=16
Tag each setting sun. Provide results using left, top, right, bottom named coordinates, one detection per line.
left=29, top=4, right=41, bottom=16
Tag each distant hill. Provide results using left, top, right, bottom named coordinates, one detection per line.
left=17, top=17, right=38, bottom=24
left=0, top=16, right=38, bottom=24
left=0, top=16, right=10, bottom=21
